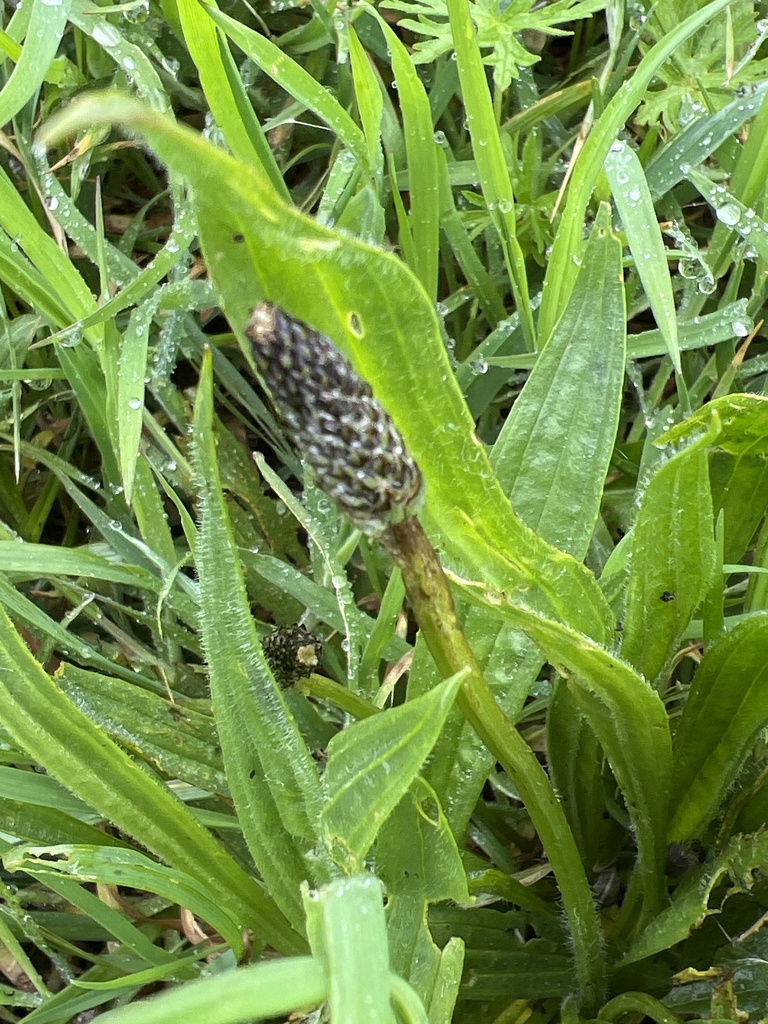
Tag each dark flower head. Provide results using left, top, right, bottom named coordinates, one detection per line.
left=247, top=303, right=423, bottom=535
left=262, top=624, right=323, bottom=688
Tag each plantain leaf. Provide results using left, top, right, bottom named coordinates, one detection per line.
left=620, top=427, right=717, bottom=684
left=321, top=673, right=464, bottom=871
left=192, top=351, right=327, bottom=929
left=669, top=613, right=768, bottom=841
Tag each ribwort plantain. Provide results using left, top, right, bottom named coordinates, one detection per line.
left=246, top=302, right=423, bottom=536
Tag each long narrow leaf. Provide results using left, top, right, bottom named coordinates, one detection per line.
left=192, top=351, right=327, bottom=928
left=0, top=603, right=303, bottom=953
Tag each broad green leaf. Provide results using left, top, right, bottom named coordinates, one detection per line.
left=430, top=907, right=574, bottom=1001
left=492, top=203, right=625, bottom=555
left=304, top=875, right=396, bottom=1024
left=669, top=613, right=768, bottom=841
left=0, top=602, right=302, bottom=954
left=322, top=673, right=463, bottom=871
left=434, top=205, right=625, bottom=843
left=710, top=452, right=768, bottom=564
left=546, top=682, right=607, bottom=874
left=620, top=429, right=717, bottom=684
left=378, top=778, right=470, bottom=907
left=378, top=779, right=468, bottom=1015
left=604, top=141, right=680, bottom=373
left=0, top=799, right=124, bottom=849
left=5, top=844, right=243, bottom=956
left=192, top=352, right=327, bottom=927
left=37, top=93, right=614, bottom=644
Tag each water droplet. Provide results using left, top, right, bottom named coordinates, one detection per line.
left=128, top=397, right=142, bottom=410
left=716, top=202, right=741, bottom=227
left=91, top=23, right=121, bottom=47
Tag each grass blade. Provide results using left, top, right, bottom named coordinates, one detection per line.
left=604, top=141, right=680, bottom=373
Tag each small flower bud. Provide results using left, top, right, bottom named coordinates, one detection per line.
left=247, top=303, right=423, bottom=534
left=262, top=624, right=323, bottom=688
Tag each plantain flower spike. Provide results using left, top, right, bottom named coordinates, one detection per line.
left=247, top=302, right=423, bottom=535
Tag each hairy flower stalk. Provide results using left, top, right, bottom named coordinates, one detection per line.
left=246, top=303, right=423, bottom=535
left=246, top=302, right=604, bottom=1008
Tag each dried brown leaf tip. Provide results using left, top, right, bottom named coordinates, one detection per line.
left=247, top=302, right=423, bottom=535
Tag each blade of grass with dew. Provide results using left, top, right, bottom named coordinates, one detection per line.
left=192, top=351, right=329, bottom=928
left=703, top=80, right=768, bottom=282
left=0, top=0, right=72, bottom=127
left=175, top=0, right=289, bottom=197
left=255, top=457, right=364, bottom=685
left=70, top=1, right=169, bottom=113
left=364, top=8, right=440, bottom=300
left=604, top=140, right=680, bottom=373
left=538, top=0, right=733, bottom=343
left=0, top=542, right=161, bottom=591
left=644, top=80, right=768, bottom=199
left=686, top=167, right=768, bottom=266
left=443, top=0, right=533, bottom=347
left=202, top=3, right=373, bottom=179
left=0, top=601, right=304, bottom=954
left=626, top=300, right=752, bottom=360
left=436, top=146, right=507, bottom=324
left=348, top=24, right=384, bottom=186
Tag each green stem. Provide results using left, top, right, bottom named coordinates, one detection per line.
left=297, top=675, right=379, bottom=720
left=380, top=517, right=605, bottom=1012
left=598, top=992, right=686, bottom=1024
